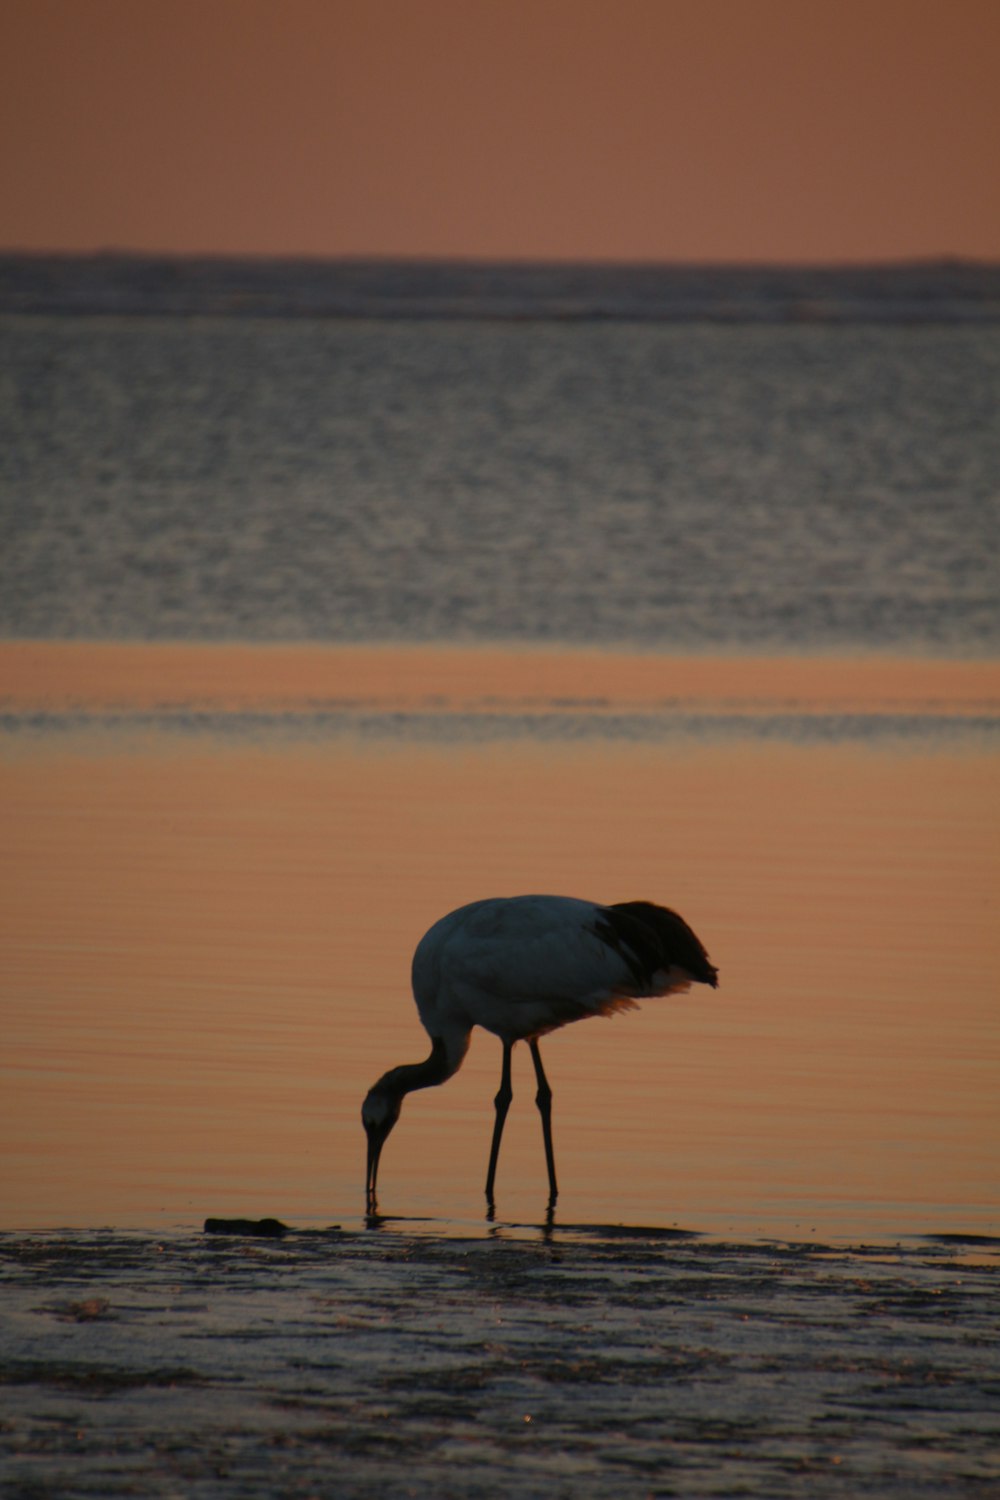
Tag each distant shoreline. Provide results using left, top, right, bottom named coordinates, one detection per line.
left=2, top=251, right=999, bottom=322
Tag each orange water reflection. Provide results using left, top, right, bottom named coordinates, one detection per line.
left=1, top=649, right=998, bottom=1240
left=2, top=639, right=997, bottom=718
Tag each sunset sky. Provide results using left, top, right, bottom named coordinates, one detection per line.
left=2, top=0, right=999, bottom=262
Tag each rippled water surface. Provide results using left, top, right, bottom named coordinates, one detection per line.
left=3, top=318, right=998, bottom=649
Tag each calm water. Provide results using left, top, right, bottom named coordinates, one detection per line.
left=2, top=316, right=998, bottom=650
left=1, top=305, right=998, bottom=1240
left=2, top=645, right=998, bottom=1241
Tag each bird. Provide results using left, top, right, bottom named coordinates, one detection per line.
left=362, top=894, right=718, bottom=1214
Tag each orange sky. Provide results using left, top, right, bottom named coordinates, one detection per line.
left=2, top=0, right=999, bottom=261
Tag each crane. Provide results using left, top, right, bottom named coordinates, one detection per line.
left=362, top=894, right=718, bottom=1214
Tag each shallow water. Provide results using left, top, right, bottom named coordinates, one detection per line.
left=2, top=644, right=997, bottom=1246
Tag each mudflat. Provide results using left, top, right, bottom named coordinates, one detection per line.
left=1, top=1226, right=997, bottom=1499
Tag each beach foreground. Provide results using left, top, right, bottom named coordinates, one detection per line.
left=1, top=1226, right=997, bottom=1498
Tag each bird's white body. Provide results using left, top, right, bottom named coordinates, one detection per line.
left=412, top=895, right=697, bottom=1073
left=363, top=893, right=718, bottom=1212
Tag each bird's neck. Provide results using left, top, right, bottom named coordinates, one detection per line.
left=378, top=1034, right=461, bottom=1099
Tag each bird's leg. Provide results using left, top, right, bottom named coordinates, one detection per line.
left=485, top=1040, right=514, bottom=1208
left=529, top=1039, right=558, bottom=1206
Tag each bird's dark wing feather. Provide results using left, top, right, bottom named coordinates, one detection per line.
left=599, top=900, right=719, bottom=989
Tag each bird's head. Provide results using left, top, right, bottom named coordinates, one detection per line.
left=362, top=1081, right=403, bottom=1210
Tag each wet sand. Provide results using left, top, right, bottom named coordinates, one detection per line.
left=1, top=1225, right=997, bottom=1498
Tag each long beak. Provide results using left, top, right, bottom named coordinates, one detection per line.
left=365, top=1128, right=383, bottom=1211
